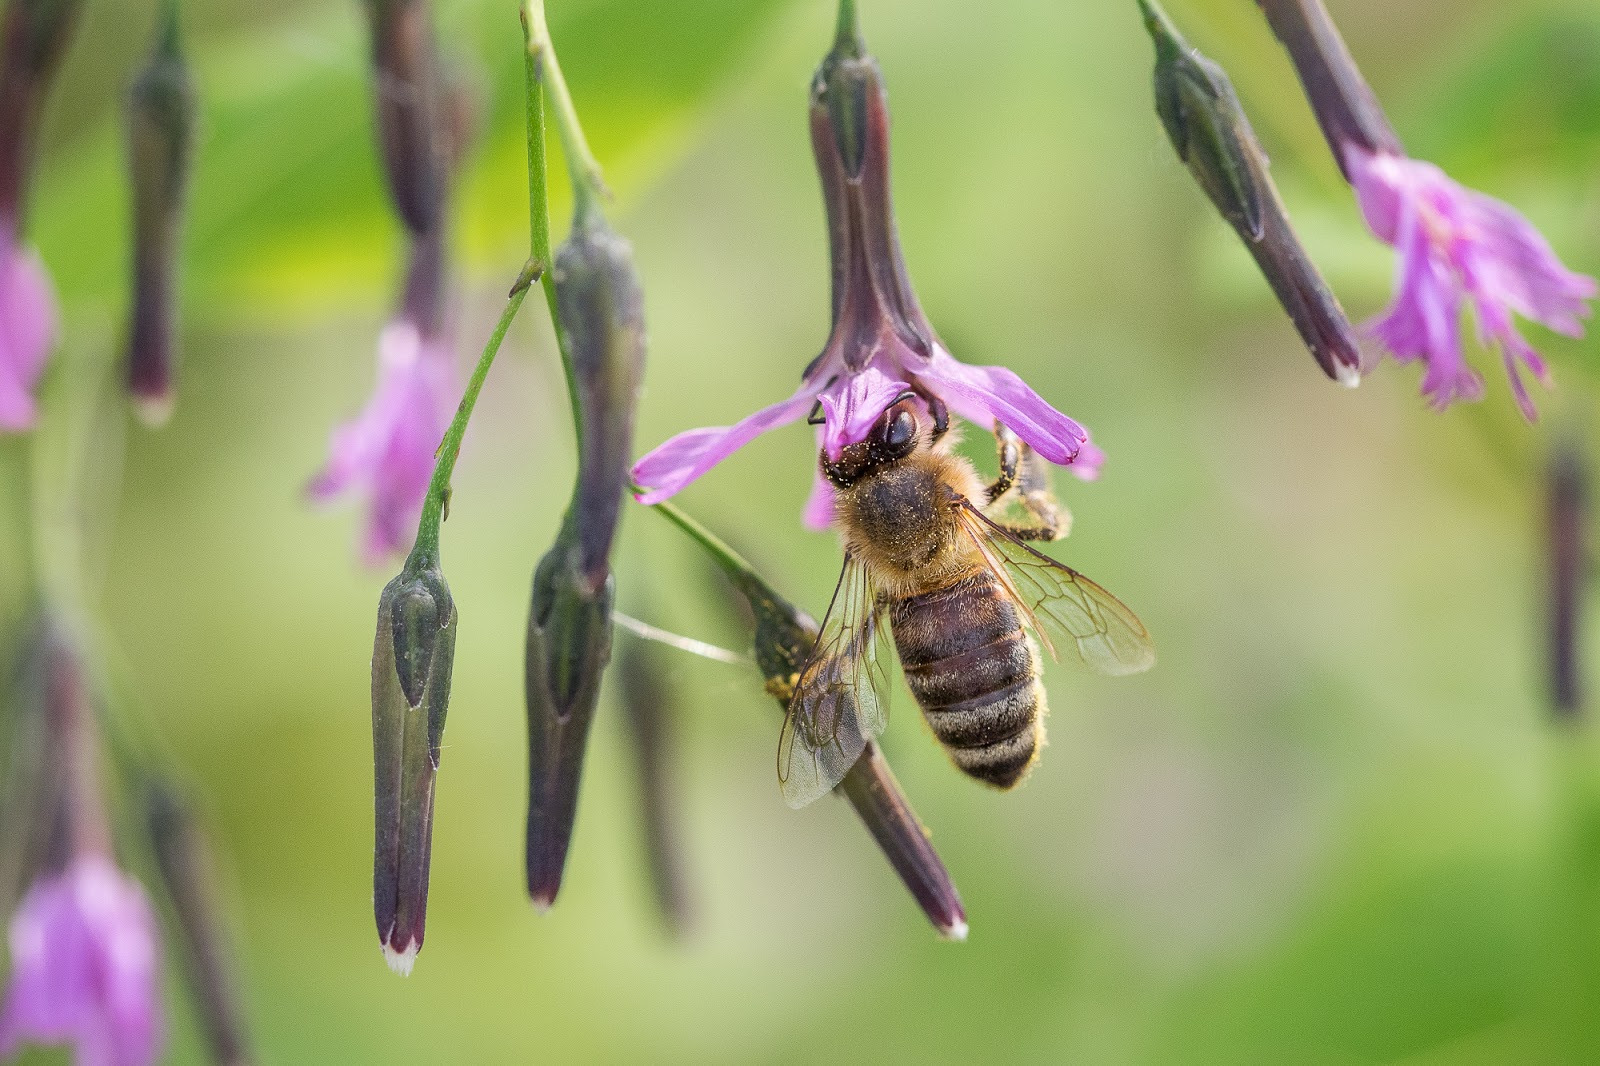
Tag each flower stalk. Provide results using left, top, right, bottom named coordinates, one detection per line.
left=145, top=780, right=255, bottom=1066
left=1139, top=0, right=1361, bottom=385
left=649, top=499, right=967, bottom=939
left=1547, top=435, right=1589, bottom=721
left=616, top=628, right=694, bottom=935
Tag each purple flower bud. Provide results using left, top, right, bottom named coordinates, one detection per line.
left=0, top=855, right=164, bottom=1066
left=371, top=564, right=456, bottom=974
left=657, top=500, right=967, bottom=938
left=0, top=0, right=85, bottom=226
left=1547, top=436, right=1589, bottom=720
left=748, top=584, right=966, bottom=939
left=632, top=10, right=1100, bottom=527
left=1140, top=0, right=1361, bottom=385
left=524, top=210, right=645, bottom=910
left=362, top=0, right=445, bottom=236
left=122, top=1, right=196, bottom=427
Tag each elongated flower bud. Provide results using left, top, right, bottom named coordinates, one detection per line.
left=616, top=632, right=693, bottom=935
left=146, top=782, right=254, bottom=1066
left=524, top=210, right=645, bottom=910
left=655, top=503, right=967, bottom=938
left=0, top=0, right=84, bottom=226
left=1254, top=0, right=1401, bottom=175
left=363, top=0, right=443, bottom=235
left=1140, top=0, right=1361, bottom=386
left=371, top=564, right=456, bottom=974
left=1548, top=437, right=1589, bottom=721
left=123, top=0, right=195, bottom=426
left=752, top=591, right=966, bottom=940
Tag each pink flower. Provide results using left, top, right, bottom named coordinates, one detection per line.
left=0, top=227, right=59, bottom=433
left=631, top=34, right=1100, bottom=528
left=0, top=856, right=163, bottom=1066
left=310, top=319, right=457, bottom=563
left=1347, top=145, right=1597, bottom=420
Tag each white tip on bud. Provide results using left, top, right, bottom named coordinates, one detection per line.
left=941, top=916, right=969, bottom=942
left=383, top=938, right=419, bottom=976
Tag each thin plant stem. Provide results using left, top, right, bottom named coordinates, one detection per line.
left=407, top=259, right=541, bottom=569
left=521, top=0, right=609, bottom=225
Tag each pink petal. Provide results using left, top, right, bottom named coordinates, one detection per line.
left=0, top=236, right=59, bottom=433
left=802, top=426, right=836, bottom=530
left=816, top=363, right=909, bottom=460
left=632, top=383, right=820, bottom=506
left=309, top=321, right=457, bottom=564
left=916, top=347, right=1094, bottom=468
left=0, top=857, right=163, bottom=1066
left=1461, top=191, right=1597, bottom=338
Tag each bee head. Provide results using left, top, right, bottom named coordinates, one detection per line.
left=820, top=393, right=921, bottom=488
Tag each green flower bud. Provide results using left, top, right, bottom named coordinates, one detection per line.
left=523, top=209, right=645, bottom=911
left=371, top=564, right=456, bottom=974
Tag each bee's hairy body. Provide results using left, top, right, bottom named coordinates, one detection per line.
left=833, top=437, right=1047, bottom=789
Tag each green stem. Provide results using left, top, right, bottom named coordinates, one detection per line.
left=521, top=0, right=609, bottom=224
left=835, top=0, right=864, bottom=55
left=520, top=5, right=580, bottom=445
left=407, top=261, right=540, bottom=569
left=647, top=498, right=779, bottom=605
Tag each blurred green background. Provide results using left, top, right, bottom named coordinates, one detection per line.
left=4, top=0, right=1600, bottom=1061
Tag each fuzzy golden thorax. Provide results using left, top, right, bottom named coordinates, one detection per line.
left=830, top=431, right=987, bottom=600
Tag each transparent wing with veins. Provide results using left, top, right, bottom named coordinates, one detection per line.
left=777, top=553, right=888, bottom=809
left=957, top=501, right=1155, bottom=676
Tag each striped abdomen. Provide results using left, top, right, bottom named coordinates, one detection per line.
left=890, top=570, right=1045, bottom=788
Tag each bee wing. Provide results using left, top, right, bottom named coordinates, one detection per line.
left=777, top=552, right=888, bottom=809
left=956, top=500, right=1155, bottom=676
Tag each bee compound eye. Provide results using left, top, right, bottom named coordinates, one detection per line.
left=882, top=409, right=916, bottom=455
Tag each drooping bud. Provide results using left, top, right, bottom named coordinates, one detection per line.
left=1547, top=435, right=1589, bottom=721
left=0, top=0, right=84, bottom=227
left=371, top=563, right=456, bottom=974
left=616, top=630, right=693, bottom=935
left=1140, top=0, right=1361, bottom=386
left=523, top=210, right=645, bottom=911
left=808, top=0, right=934, bottom=377
left=652, top=502, right=967, bottom=939
left=1254, top=0, right=1402, bottom=176
left=146, top=781, right=255, bottom=1066
left=123, top=0, right=196, bottom=426
left=362, top=0, right=444, bottom=235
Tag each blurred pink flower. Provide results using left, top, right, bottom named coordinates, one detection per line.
left=0, top=228, right=59, bottom=433
left=1347, top=145, right=1597, bottom=419
left=310, top=319, right=457, bottom=563
left=0, top=855, right=163, bottom=1066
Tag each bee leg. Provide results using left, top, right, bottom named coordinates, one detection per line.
left=986, top=432, right=1072, bottom=541
left=1017, top=447, right=1070, bottom=539
left=910, top=387, right=950, bottom=442
left=985, top=425, right=1022, bottom=504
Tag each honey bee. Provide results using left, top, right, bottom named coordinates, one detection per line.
left=779, top=392, right=1155, bottom=808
